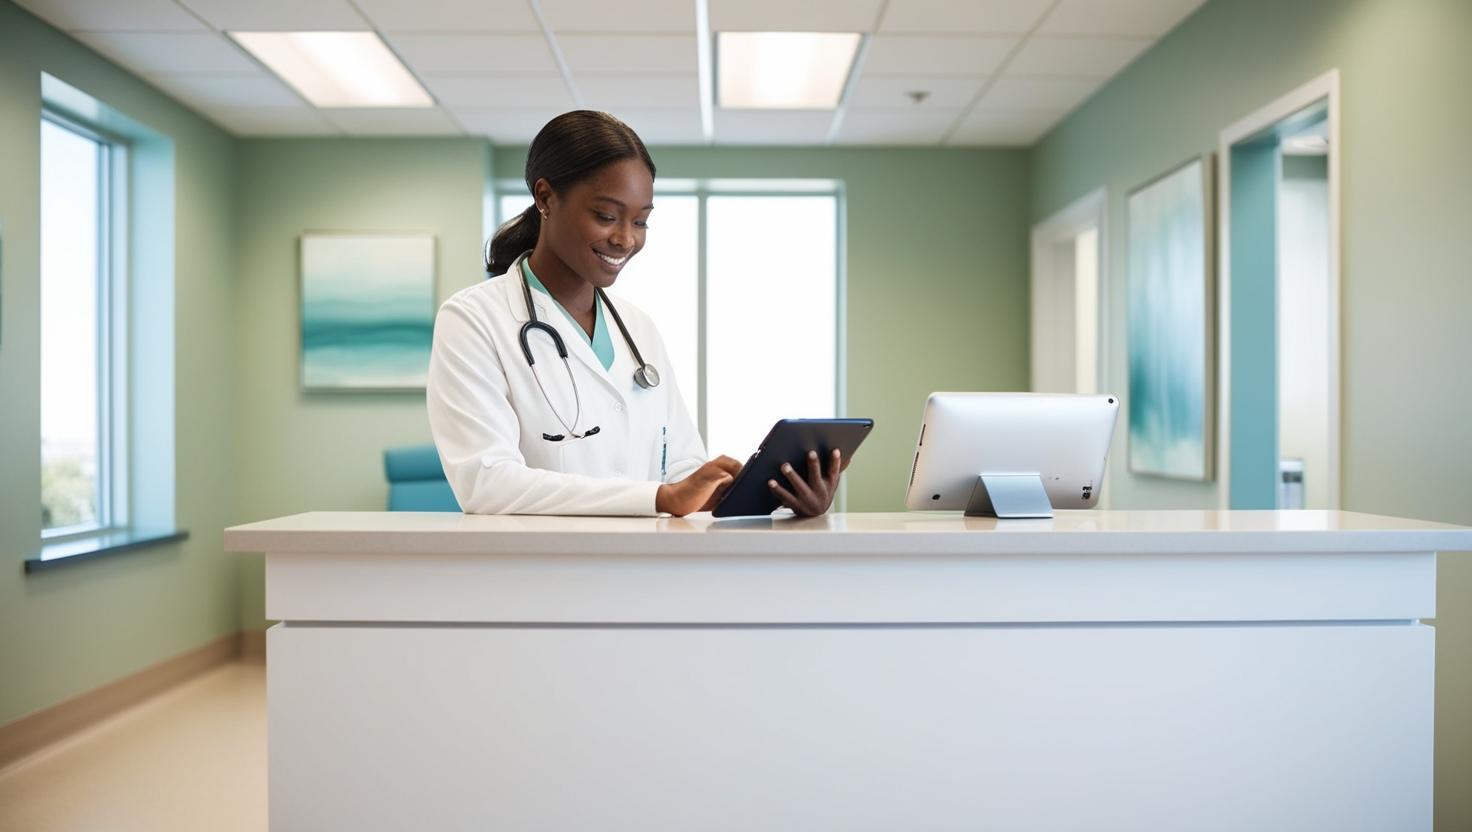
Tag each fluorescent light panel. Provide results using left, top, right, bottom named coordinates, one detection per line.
left=718, top=32, right=861, bottom=110
left=230, top=31, right=432, bottom=108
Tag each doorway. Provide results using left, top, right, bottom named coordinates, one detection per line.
left=1218, top=71, right=1341, bottom=509
left=1031, top=188, right=1106, bottom=396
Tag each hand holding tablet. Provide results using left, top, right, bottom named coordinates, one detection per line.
left=712, top=418, right=874, bottom=518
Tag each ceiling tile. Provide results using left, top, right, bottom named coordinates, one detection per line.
left=71, top=32, right=258, bottom=74
left=386, top=34, right=557, bottom=73
left=452, top=108, right=565, bottom=144
left=712, top=110, right=834, bottom=145
left=176, top=0, right=367, bottom=31
left=540, top=0, right=694, bottom=33
left=845, top=75, right=983, bottom=109
left=353, top=0, right=540, bottom=33
left=421, top=74, right=574, bottom=109
left=709, top=0, right=886, bottom=32
left=862, top=35, right=1016, bottom=76
left=146, top=72, right=304, bottom=109
left=578, top=75, right=700, bottom=110
left=976, top=77, right=1101, bottom=110
left=608, top=109, right=705, bottom=145
left=880, top=0, right=1054, bottom=34
left=324, top=107, right=465, bottom=136
left=948, top=107, right=1063, bottom=145
left=833, top=108, right=962, bottom=145
left=14, top=0, right=206, bottom=31
left=196, top=105, right=338, bottom=136
left=1006, top=36, right=1152, bottom=78
left=1040, top=0, right=1208, bottom=36
left=558, top=35, right=696, bottom=75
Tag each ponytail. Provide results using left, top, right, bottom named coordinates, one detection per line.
left=486, top=205, right=540, bottom=276
left=484, top=110, right=655, bottom=277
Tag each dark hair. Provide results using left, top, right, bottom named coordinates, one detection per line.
left=485, top=111, right=656, bottom=275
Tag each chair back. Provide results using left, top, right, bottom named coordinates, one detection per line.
left=384, top=444, right=461, bottom=512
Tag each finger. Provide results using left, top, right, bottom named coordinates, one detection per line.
left=781, top=461, right=817, bottom=504
left=700, top=475, right=735, bottom=511
left=768, top=478, right=801, bottom=511
left=827, top=449, right=842, bottom=492
left=806, top=450, right=823, bottom=487
left=714, top=455, right=744, bottom=477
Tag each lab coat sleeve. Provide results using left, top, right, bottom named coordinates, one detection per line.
left=426, top=297, right=661, bottom=516
left=658, top=334, right=708, bottom=484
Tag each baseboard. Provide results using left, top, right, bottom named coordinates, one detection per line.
left=240, top=629, right=267, bottom=662
left=0, top=631, right=244, bottom=770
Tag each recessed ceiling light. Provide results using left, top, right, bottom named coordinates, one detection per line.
left=230, top=31, right=433, bottom=108
left=717, top=32, right=862, bottom=110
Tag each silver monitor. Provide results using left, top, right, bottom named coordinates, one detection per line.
left=904, top=393, right=1120, bottom=518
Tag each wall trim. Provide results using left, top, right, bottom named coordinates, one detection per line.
left=0, top=631, right=246, bottom=770
left=1216, top=69, right=1342, bottom=510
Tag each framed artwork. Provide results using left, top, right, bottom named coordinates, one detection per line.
left=300, top=232, right=436, bottom=391
left=1126, top=155, right=1216, bottom=480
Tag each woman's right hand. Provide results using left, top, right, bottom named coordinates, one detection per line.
left=656, top=455, right=743, bottom=516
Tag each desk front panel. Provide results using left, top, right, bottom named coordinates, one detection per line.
left=268, top=620, right=1431, bottom=832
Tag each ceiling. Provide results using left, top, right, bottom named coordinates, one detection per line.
left=16, top=0, right=1208, bottom=146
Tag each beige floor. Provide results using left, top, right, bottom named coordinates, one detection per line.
left=0, top=660, right=266, bottom=832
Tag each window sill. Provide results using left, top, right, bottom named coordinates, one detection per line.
left=26, top=529, right=190, bottom=574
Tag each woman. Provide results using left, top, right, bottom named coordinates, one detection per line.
left=427, top=111, right=842, bottom=517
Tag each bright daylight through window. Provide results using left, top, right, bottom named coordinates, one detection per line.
left=498, top=186, right=839, bottom=459
left=40, top=117, right=114, bottom=535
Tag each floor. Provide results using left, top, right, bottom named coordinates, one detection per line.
left=0, top=660, right=266, bottom=832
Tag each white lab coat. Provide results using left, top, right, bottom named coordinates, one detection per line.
left=426, top=255, right=706, bottom=515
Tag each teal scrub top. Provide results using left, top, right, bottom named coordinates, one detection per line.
left=520, top=258, right=616, bottom=371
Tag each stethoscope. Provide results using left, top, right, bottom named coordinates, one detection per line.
left=513, top=252, right=660, bottom=442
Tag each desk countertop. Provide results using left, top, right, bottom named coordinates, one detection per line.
left=224, top=509, right=1472, bottom=557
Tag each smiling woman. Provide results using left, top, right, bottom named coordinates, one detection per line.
left=427, top=110, right=848, bottom=519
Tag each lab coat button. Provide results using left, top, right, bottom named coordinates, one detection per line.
left=480, top=455, right=493, bottom=468
left=613, top=401, right=624, bottom=412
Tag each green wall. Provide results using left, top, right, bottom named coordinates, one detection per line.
left=494, top=146, right=1032, bottom=514
left=0, top=1, right=239, bottom=726
left=1028, top=0, right=1472, bottom=827
left=233, top=144, right=1029, bottom=628
left=232, top=138, right=491, bottom=627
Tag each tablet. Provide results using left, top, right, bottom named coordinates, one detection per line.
left=711, top=418, right=874, bottom=518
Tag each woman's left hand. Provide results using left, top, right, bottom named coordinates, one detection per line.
left=768, top=449, right=845, bottom=517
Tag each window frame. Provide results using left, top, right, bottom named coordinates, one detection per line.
left=39, top=109, right=131, bottom=543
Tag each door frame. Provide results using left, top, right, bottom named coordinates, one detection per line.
left=1030, top=187, right=1109, bottom=395
left=1217, top=69, right=1342, bottom=509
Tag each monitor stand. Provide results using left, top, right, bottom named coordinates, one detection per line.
left=964, top=474, right=1054, bottom=519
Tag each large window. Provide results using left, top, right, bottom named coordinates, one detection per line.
left=497, top=181, right=841, bottom=459
left=40, top=115, right=124, bottom=536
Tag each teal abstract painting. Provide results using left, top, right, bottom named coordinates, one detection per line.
left=300, top=233, right=435, bottom=391
left=1126, top=156, right=1215, bottom=480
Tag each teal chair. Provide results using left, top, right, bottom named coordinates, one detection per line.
left=384, top=444, right=461, bottom=512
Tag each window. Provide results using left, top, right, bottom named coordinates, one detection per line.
left=496, top=181, right=842, bottom=460
left=40, top=115, right=125, bottom=537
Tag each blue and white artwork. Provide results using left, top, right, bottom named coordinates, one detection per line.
left=1127, top=156, right=1215, bottom=480
left=300, top=232, right=435, bottom=391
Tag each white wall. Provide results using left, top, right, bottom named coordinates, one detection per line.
left=1277, top=155, right=1331, bottom=508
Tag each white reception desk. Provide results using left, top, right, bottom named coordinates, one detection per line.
left=224, top=510, right=1472, bottom=832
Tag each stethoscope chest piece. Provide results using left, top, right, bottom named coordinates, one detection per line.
left=633, top=363, right=660, bottom=389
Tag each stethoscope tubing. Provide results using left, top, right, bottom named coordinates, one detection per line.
left=513, top=253, right=659, bottom=441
